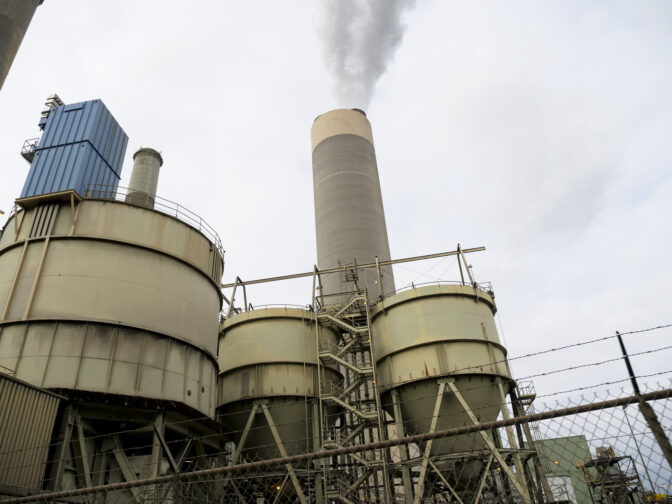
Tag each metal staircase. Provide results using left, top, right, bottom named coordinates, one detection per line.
left=315, top=290, right=391, bottom=503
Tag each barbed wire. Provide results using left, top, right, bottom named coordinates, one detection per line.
left=2, top=368, right=671, bottom=489
left=0, top=323, right=671, bottom=490
left=1, top=388, right=670, bottom=504
left=1, top=349, right=671, bottom=476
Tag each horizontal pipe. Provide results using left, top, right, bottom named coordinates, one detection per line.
left=4, top=387, right=671, bottom=503
left=221, top=246, right=486, bottom=289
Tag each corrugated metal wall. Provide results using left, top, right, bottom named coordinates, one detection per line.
left=0, top=373, right=60, bottom=489
left=20, top=99, right=128, bottom=198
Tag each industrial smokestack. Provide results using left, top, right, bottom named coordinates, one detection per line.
left=311, top=108, right=395, bottom=303
left=125, top=147, right=162, bottom=209
left=0, top=0, right=43, bottom=91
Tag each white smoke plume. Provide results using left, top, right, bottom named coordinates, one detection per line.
left=317, top=0, right=416, bottom=110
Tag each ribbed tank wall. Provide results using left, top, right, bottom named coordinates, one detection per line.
left=311, top=109, right=395, bottom=303
left=371, top=285, right=511, bottom=459
left=217, top=308, right=342, bottom=460
left=0, top=0, right=41, bottom=90
left=0, top=196, right=224, bottom=416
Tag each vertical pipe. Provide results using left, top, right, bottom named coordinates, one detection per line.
left=311, top=109, right=395, bottom=304
left=0, top=0, right=42, bottom=91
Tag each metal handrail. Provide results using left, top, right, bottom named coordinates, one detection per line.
left=243, top=303, right=312, bottom=311
left=21, top=137, right=40, bottom=157
left=381, top=279, right=494, bottom=300
left=84, top=184, right=224, bottom=258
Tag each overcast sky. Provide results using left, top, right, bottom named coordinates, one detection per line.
left=1, top=1, right=671, bottom=414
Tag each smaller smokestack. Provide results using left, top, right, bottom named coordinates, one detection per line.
left=125, top=147, right=163, bottom=209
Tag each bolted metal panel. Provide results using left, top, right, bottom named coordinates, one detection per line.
left=0, top=321, right=218, bottom=416
left=371, top=285, right=512, bottom=461
left=0, top=0, right=41, bottom=91
left=0, top=372, right=60, bottom=489
left=217, top=308, right=343, bottom=459
left=125, top=147, right=163, bottom=209
left=311, top=109, right=395, bottom=303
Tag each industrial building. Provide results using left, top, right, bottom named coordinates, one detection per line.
left=0, top=98, right=644, bottom=503
left=532, top=435, right=593, bottom=504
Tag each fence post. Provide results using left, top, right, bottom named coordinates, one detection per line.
left=617, top=331, right=672, bottom=471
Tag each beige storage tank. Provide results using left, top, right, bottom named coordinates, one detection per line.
left=217, top=308, right=342, bottom=460
left=0, top=192, right=224, bottom=417
left=371, top=284, right=512, bottom=458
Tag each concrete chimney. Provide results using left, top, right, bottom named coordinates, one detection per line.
left=0, top=0, right=43, bottom=91
left=311, top=109, right=395, bottom=303
left=125, top=147, right=163, bottom=209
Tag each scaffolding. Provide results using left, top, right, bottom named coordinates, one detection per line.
left=578, top=448, right=644, bottom=504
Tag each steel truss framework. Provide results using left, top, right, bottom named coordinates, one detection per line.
left=2, top=389, right=671, bottom=503
left=41, top=400, right=227, bottom=504
left=386, top=376, right=553, bottom=504
left=312, top=260, right=391, bottom=503
left=218, top=246, right=554, bottom=503
left=578, top=453, right=645, bottom=504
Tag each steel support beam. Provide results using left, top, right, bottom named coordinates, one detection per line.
left=260, top=402, right=308, bottom=504
left=221, top=247, right=486, bottom=288
left=414, top=380, right=447, bottom=504
left=391, top=389, right=413, bottom=504
left=509, top=388, right=554, bottom=502
left=72, top=416, right=92, bottom=488
left=428, top=459, right=464, bottom=504
left=47, top=403, right=76, bottom=491
left=153, top=414, right=179, bottom=473
left=496, top=380, right=529, bottom=496
left=111, top=436, right=143, bottom=503
left=446, top=381, right=532, bottom=504
left=472, top=454, right=494, bottom=504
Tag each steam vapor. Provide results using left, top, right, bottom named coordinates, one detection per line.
left=318, top=0, right=416, bottom=110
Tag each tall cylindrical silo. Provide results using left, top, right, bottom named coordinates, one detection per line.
left=217, top=308, right=342, bottom=461
left=371, top=284, right=512, bottom=488
left=311, top=109, right=395, bottom=303
left=0, top=0, right=43, bottom=91
left=125, top=147, right=163, bottom=209
left=0, top=191, right=225, bottom=495
left=0, top=197, right=223, bottom=414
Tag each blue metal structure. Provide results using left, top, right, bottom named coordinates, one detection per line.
left=20, top=99, right=128, bottom=198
